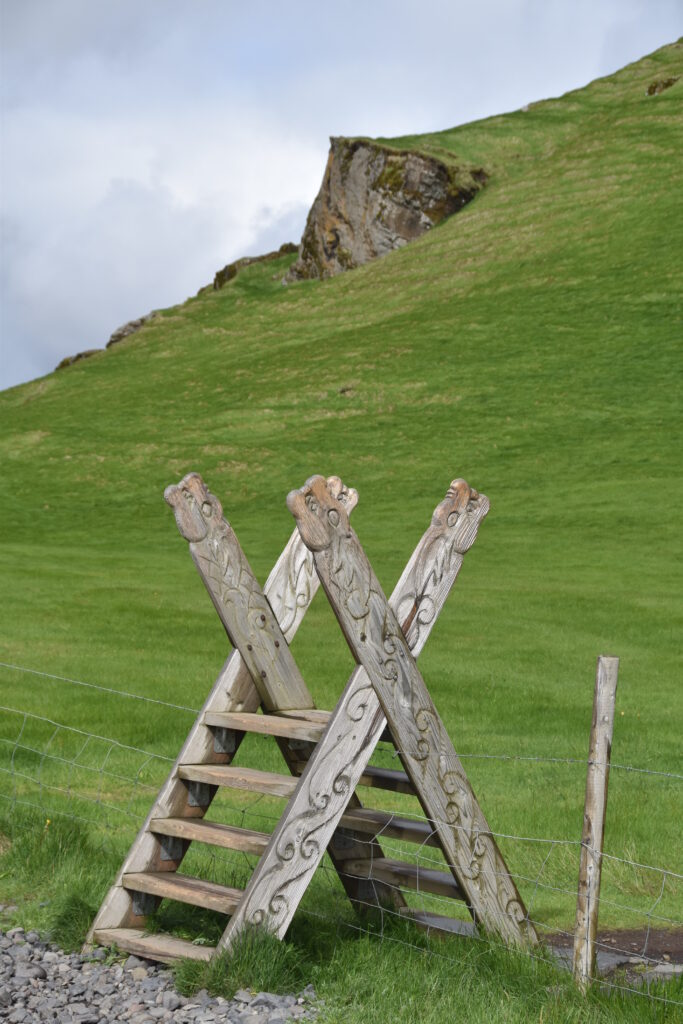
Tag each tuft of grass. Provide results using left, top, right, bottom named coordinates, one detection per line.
left=174, top=916, right=682, bottom=1024
left=49, top=893, right=97, bottom=952
left=174, top=927, right=309, bottom=1000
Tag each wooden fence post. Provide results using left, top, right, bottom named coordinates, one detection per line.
left=573, top=655, right=619, bottom=990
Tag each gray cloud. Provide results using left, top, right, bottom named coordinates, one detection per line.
left=1, top=0, right=680, bottom=388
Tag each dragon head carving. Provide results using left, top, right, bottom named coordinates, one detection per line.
left=287, top=474, right=351, bottom=551
left=432, top=478, right=490, bottom=554
left=164, top=472, right=224, bottom=543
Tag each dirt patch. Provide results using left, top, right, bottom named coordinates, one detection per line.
left=548, top=927, right=683, bottom=985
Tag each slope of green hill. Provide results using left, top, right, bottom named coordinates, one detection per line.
left=0, top=42, right=681, bottom=1018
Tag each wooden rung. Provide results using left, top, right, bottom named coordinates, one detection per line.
left=357, top=765, right=414, bottom=795
left=150, top=818, right=269, bottom=855
left=399, top=908, right=477, bottom=938
left=292, top=762, right=414, bottom=795
left=275, top=708, right=332, bottom=725
left=280, top=709, right=394, bottom=743
left=123, top=872, right=243, bottom=915
left=178, top=764, right=296, bottom=798
left=204, top=711, right=324, bottom=744
left=339, top=807, right=441, bottom=847
left=342, top=857, right=464, bottom=900
left=94, top=927, right=214, bottom=963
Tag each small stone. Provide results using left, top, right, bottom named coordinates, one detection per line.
left=250, top=992, right=280, bottom=1010
left=125, top=954, right=148, bottom=969
left=14, top=962, right=47, bottom=980
left=233, top=989, right=252, bottom=1004
left=162, top=991, right=182, bottom=1010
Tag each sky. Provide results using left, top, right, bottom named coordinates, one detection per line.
left=1, top=1, right=680, bottom=390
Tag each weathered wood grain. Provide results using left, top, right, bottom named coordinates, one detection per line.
left=342, top=857, right=465, bottom=900
left=93, top=928, right=214, bottom=964
left=164, top=472, right=312, bottom=713
left=178, top=763, right=297, bottom=797
left=216, top=476, right=490, bottom=950
left=573, top=655, right=619, bottom=990
left=150, top=818, right=270, bottom=855
left=203, top=710, right=325, bottom=743
left=123, top=872, right=243, bottom=914
left=338, top=807, right=441, bottom=848
left=288, top=474, right=536, bottom=948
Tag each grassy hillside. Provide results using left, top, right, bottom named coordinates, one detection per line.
left=1, top=41, right=682, bottom=1021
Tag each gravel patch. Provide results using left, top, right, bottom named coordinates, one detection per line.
left=0, top=929, right=319, bottom=1024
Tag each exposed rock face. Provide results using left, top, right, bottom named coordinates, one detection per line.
left=645, top=76, right=679, bottom=95
left=56, top=312, right=156, bottom=371
left=55, top=349, right=102, bottom=371
left=106, top=312, right=156, bottom=348
left=286, top=137, right=487, bottom=281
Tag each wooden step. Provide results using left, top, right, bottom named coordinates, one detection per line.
left=356, top=765, right=414, bottom=796
left=178, top=761, right=411, bottom=799
left=94, top=927, right=214, bottom=964
left=291, top=762, right=414, bottom=795
left=399, top=908, right=477, bottom=938
left=342, top=857, right=464, bottom=900
left=150, top=817, right=269, bottom=855
left=123, top=871, right=243, bottom=915
left=280, top=708, right=394, bottom=743
left=178, top=764, right=296, bottom=798
left=204, top=711, right=325, bottom=744
left=338, top=807, right=441, bottom=847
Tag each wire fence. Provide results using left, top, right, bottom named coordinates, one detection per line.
left=0, top=659, right=681, bottom=1008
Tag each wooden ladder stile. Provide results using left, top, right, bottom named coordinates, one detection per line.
left=88, top=471, right=536, bottom=964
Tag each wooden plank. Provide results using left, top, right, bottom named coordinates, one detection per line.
left=123, top=872, right=243, bottom=915
left=94, top=928, right=214, bottom=964
left=399, top=908, right=478, bottom=938
left=288, top=474, right=536, bottom=948
left=338, top=808, right=441, bottom=848
left=85, top=473, right=393, bottom=943
left=276, top=708, right=334, bottom=725
left=204, top=711, right=325, bottom=744
left=178, top=763, right=296, bottom=798
left=282, top=709, right=394, bottom=743
left=164, top=472, right=312, bottom=713
left=292, top=762, right=414, bottom=794
left=150, top=818, right=269, bottom=855
left=216, top=476, right=489, bottom=951
left=343, top=858, right=465, bottom=900
left=573, top=655, right=619, bottom=990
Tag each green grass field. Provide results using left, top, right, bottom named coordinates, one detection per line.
left=1, top=40, right=682, bottom=1022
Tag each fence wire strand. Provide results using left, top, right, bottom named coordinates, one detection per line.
left=1, top=666, right=681, bottom=1009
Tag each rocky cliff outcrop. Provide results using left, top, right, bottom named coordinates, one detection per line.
left=286, top=137, right=487, bottom=281
left=212, top=243, right=297, bottom=290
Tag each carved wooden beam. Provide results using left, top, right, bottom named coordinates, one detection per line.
left=287, top=475, right=537, bottom=949
left=164, top=472, right=312, bottom=713
left=216, top=476, right=496, bottom=949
